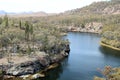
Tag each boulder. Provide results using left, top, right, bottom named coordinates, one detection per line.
left=31, top=73, right=45, bottom=79
left=6, top=60, right=43, bottom=76
left=3, top=46, right=70, bottom=77
left=50, top=54, right=64, bottom=63
left=20, top=74, right=30, bottom=80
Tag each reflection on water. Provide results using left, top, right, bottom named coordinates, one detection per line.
left=37, top=58, right=69, bottom=80
left=99, top=46, right=120, bottom=58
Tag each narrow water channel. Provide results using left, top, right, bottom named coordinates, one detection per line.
left=42, top=32, right=120, bottom=80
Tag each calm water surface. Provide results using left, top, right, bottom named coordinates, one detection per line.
left=42, top=32, right=120, bottom=80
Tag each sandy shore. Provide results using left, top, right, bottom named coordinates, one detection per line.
left=100, top=42, right=120, bottom=51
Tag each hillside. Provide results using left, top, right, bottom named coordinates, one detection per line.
left=0, top=0, right=120, bottom=79
left=64, top=0, right=120, bottom=15
left=1, top=0, right=120, bottom=17
left=29, top=0, right=119, bottom=33
left=0, top=0, right=120, bottom=47
left=41, top=0, right=120, bottom=49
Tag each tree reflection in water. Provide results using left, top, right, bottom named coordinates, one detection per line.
left=38, top=58, right=69, bottom=80
left=99, top=46, right=120, bottom=58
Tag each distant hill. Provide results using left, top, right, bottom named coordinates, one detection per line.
left=1, top=0, right=120, bottom=17
left=0, top=10, right=16, bottom=14
left=8, top=12, right=54, bottom=17
left=0, top=10, right=55, bottom=17
left=0, top=10, right=7, bottom=14
left=42, top=0, right=120, bottom=33
left=63, top=0, right=120, bottom=15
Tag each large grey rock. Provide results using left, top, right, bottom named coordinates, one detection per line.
left=20, top=75, right=30, bottom=80
left=6, top=60, right=43, bottom=76
left=31, top=73, right=45, bottom=79
left=4, top=46, right=70, bottom=77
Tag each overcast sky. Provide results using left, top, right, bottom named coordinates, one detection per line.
left=0, top=0, right=108, bottom=13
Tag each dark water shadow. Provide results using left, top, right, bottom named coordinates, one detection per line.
left=38, top=57, right=69, bottom=80
left=99, top=46, right=120, bottom=58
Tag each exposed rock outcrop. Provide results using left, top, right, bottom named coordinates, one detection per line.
left=0, top=44, right=70, bottom=79
left=6, top=59, right=44, bottom=76
left=68, top=22, right=103, bottom=33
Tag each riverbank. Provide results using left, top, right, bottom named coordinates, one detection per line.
left=2, top=63, right=60, bottom=80
left=68, top=30, right=99, bottom=34
left=100, top=42, right=120, bottom=51
left=67, top=22, right=102, bottom=34
left=67, top=27, right=100, bottom=34
left=0, top=45, right=70, bottom=80
left=94, top=66, right=120, bottom=80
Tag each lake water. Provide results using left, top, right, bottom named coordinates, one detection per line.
left=41, top=32, right=120, bottom=80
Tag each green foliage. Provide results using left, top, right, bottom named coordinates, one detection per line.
left=19, top=20, right=22, bottom=29
left=0, top=0, right=119, bottom=56
left=25, top=21, right=30, bottom=40
left=25, top=21, right=33, bottom=41
left=0, top=17, right=2, bottom=25
left=101, top=22, right=120, bottom=48
left=0, top=34, right=10, bottom=47
left=0, top=15, right=69, bottom=56
left=94, top=66, right=120, bottom=80
left=0, top=69, right=3, bottom=75
left=26, top=45, right=32, bottom=55
left=81, top=23, right=85, bottom=28
left=4, top=14, right=9, bottom=27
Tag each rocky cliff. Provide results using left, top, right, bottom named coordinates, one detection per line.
left=0, top=45, right=70, bottom=79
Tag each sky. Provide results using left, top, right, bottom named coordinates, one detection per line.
left=0, top=0, right=108, bottom=13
